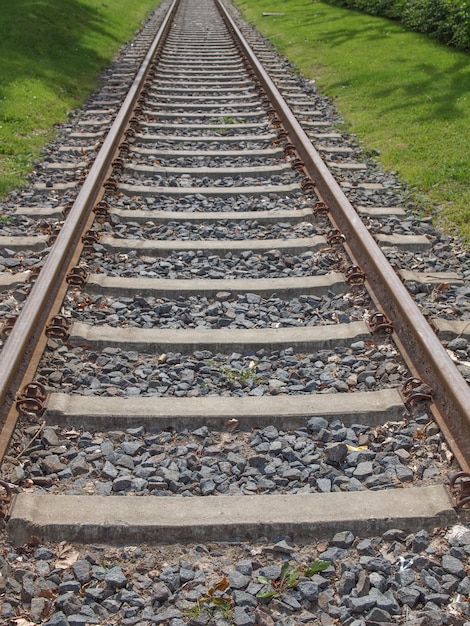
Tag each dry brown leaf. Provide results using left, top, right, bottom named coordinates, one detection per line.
left=11, top=619, right=36, bottom=626
left=211, top=575, right=230, bottom=593
left=254, top=607, right=275, bottom=626
left=64, top=429, right=80, bottom=439
left=55, top=541, right=80, bottom=569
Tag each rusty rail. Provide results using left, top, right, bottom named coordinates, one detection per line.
left=217, top=0, right=470, bottom=472
left=0, top=0, right=179, bottom=456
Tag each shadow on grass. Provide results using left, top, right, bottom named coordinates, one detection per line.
left=283, top=1, right=403, bottom=45
left=371, top=57, right=470, bottom=122
left=278, top=1, right=469, bottom=123
left=0, top=0, right=117, bottom=106
left=305, top=18, right=470, bottom=122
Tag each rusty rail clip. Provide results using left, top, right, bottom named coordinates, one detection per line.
left=449, top=472, right=470, bottom=508
left=291, top=158, right=305, bottom=173
left=283, top=143, right=296, bottom=158
left=45, top=315, right=71, bottom=341
left=312, top=202, right=329, bottom=216
left=301, top=178, right=316, bottom=193
left=369, top=312, right=393, bottom=334
left=326, top=229, right=346, bottom=246
left=66, top=266, right=88, bottom=287
left=119, top=142, right=131, bottom=157
left=1, top=317, right=17, bottom=337
left=16, top=382, right=48, bottom=417
left=401, top=377, right=433, bottom=405
left=275, top=129, right=288, bottom=142
left=104, top=177, right=120, bottom=193
left=28, top=267, right=41, bottom=283
left=81, top=230, right=100, bottom=247
left=345, top=265, right=366, bottom=286
left=0, top=479, right=13, bottom=519
left=93, top=201, right=110, bottom=218
left=48, top=227, right=62, bottom=246
left=112, top=157, right=125, bottom=172
left=62, top=201, right=74, bottom=218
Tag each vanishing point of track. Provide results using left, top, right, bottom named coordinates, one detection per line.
left=1, top=0, right=470, bottom=545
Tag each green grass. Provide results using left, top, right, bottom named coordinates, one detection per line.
left=0, top=0, right=160, bottom=196
left=234, top=0, right=470, bottom=242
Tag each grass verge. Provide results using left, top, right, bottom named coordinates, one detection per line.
left=0, top=0, right=160, bottom=196
left=234, top=0, right=470, bottom=242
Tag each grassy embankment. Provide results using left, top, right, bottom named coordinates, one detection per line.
left=0, top=0, right=160, bottom=197
left=235, top=0, right=470, bottom=242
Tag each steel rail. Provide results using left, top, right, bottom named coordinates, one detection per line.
left=0, top=0, right=179, bottom=449
left=217, top=0, right=470, bottom=471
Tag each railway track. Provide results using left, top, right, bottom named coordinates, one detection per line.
left=1, top=0, right=470, bottom=623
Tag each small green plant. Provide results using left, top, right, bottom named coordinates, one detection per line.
left=304, top=559, right=331, bottom=577
left=257, top=560, right=330, bottom=599
left=221, top=360, right=263, bottom=387
left=187, top=576, right=234, bottom=620
left=211, top=116, right=246, bottom=125
left=257, top=562, right=299, bottom=599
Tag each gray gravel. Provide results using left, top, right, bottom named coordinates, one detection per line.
left=135, top=138, right=276, bottom=150
left=137, top=155, right=283, bottom=168
left=0, top=246, right=49, bottom=274
left=37, top=342, right=406, bottom=397
left=139, top=122, right=271, bottom=136
left=111, top=191, right=309, bottom=212
left=3, top=412, right=454, bottom=497
left=0, top=214, right=50, bottom=237
left=82, top=248, right=341, bottom=279
left=2, top=526, right=470, bottom=625
left=106, top=219, right=319, bottom=241
left=120, top=172, right=302, bottom=188
left=64, top=291, right=369, bottom=329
